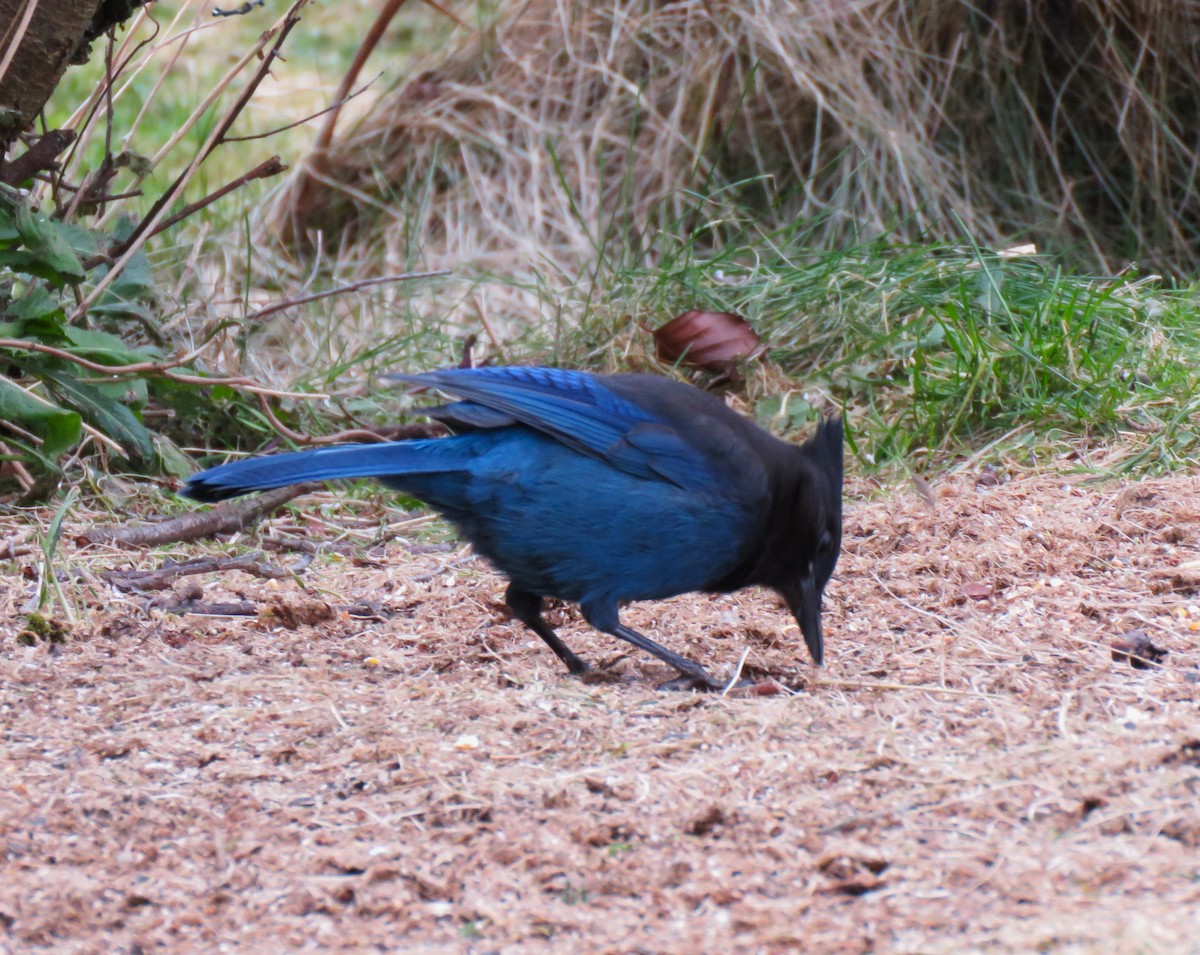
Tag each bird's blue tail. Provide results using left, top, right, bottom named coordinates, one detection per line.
left=183, top=438, right=471, bottom=503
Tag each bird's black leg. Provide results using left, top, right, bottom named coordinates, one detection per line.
left=581, top=600, right=725, bottom=690
left=505, top=585, right=591, bottom=675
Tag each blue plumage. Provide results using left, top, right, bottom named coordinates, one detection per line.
left=185, top=367, right=844, bottom=688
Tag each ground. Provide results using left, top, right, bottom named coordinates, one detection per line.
left=1, top=471, right=1198, bottom=954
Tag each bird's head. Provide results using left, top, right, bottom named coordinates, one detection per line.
left=776, top=417, right=844, bottom=667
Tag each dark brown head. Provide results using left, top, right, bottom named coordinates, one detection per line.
left=774, top=417, right=844, bottom=666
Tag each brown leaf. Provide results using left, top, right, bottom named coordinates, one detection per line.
left=685, top=804, right=729, bottom=836
left=457, top=333, right=478, bottom=368
left=1160, top=739, right=1200, bottom=767
left=1110, top=630, right=1167, bottom=669
left=654, top=310, right=763, bottom=373
left=817, top=850, right=889, bottom=896
left=262, top=594, right=336, bottom=629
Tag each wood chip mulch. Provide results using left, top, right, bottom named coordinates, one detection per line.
left=2, top=472, right=1198, bottom=952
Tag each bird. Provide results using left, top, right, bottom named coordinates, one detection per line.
left=183, top=366, right=844, bottom=689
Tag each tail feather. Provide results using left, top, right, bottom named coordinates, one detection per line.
left=183, top=438, right=467, bottom=503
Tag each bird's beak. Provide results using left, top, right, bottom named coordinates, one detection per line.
left=783, top=574, right=824, bottom=667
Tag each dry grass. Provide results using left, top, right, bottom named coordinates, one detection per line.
left=3, top=471, right=1199, bottom=951
left=273, top=0, right=1200, bottom=285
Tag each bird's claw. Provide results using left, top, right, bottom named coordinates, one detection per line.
left=577, top=667, right=633, bottom=685
left=656, top=671, right=731, bottom=693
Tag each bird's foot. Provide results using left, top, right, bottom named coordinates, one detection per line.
left=574, top=653, right=639, bottom=685
left=656, top=670, right=746, bottom=693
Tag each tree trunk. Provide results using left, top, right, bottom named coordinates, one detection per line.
left=0, top=0, right=107, bottom=157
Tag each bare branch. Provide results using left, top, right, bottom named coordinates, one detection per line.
left=222, top=80, right=379, bottom=144
left=80, top=485, right=311, bottom=547
left=0, top=129, right=74, bottom=186
left=251, top=391, right=446, bottom=446
left=102, top=552, right=299, bottom=592
left=81, top=156, right=288, bottom=268
left=0, top=338, right=327, bottom=400
left=243, top=270, right=450, bottom=325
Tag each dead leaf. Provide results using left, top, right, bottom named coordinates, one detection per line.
left=1110, top=630, right=1167, bottom=669
left=262, top=594, right=336, bottom=629
left=1160, top=739, right=1200, bottom=768
left=686, top=804, right=729, bottom=836
left=654, top=310, right=764, bottom=373
left=817, top=849, right=889, bottom=895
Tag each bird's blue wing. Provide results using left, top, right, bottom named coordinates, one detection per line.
left=391, top=367, right=722, bottom=493
left=425, top=400, right=518, bottom=430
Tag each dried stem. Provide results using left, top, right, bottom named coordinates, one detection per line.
left=0, top=339, right=328, bottom=400
left=82, top=156, right=289, bottom=268
left=243, top=271, right=451, bottom=325
left=80, top=485, right=311, bottom=547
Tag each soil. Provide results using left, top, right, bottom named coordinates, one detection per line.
left=2, top=471, right=1198, bottom=953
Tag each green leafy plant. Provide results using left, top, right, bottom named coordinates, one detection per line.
left=1, top=189, right=166, bottom=483
left=0, top=3, right=317, bottom=498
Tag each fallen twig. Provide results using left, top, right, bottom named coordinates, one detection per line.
left=813, top=677, right=1004, bottom=700
left=259, top=535, right=349, bottom=556
left=155, top=597, right=403, bottom=619
left=164, top=599, right=258, bottom=615
left=102, top=552, right=305, bottom=592
left=253, top=398, right=446, bottom=446
left=1, top=534, right=35, bottom=560
left=79, top=485, right=311, bottom=547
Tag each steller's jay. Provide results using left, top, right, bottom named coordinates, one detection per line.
left=184, top=367, right=844, bottom=689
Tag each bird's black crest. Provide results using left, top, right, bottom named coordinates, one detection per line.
left=808, top=416, right=844, bottom=487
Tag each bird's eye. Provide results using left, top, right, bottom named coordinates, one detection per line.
left=818, top=530, right=834, bottom=553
